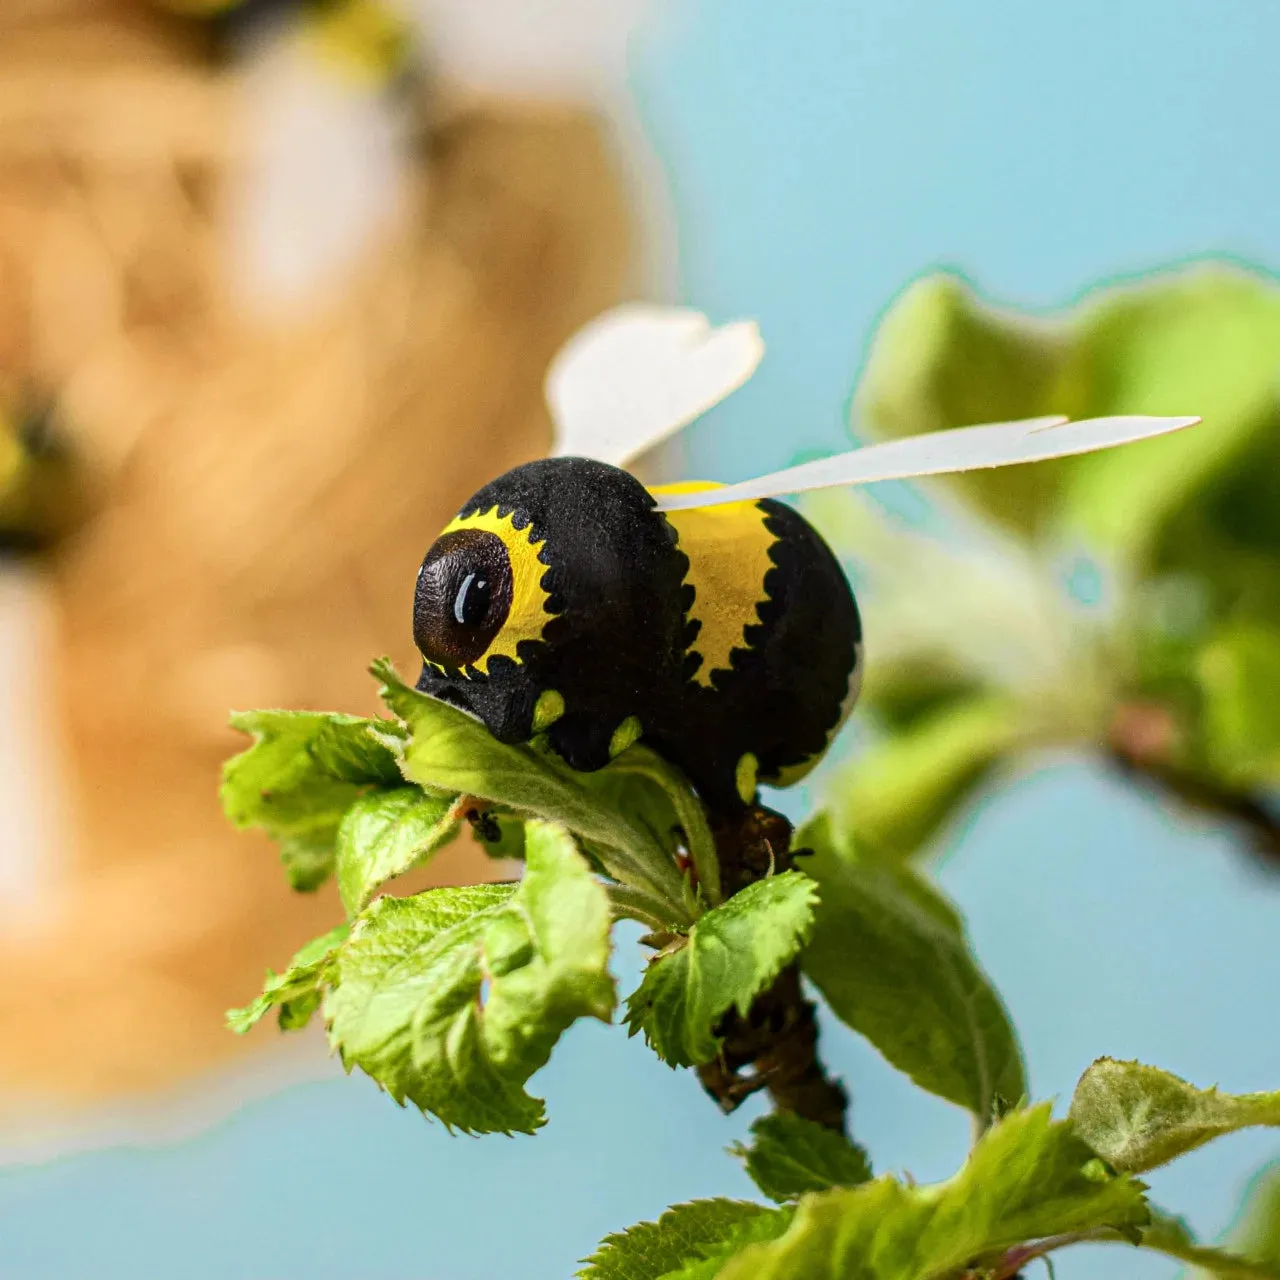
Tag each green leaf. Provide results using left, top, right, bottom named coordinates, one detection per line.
left=222, top=710, right=405, bottom=891
left=858, top=660, right=987, bottom=735
left=798, top=814, right=1026, bottom=1118
left=1231, top=1164, right=1280, bottom=1271
left=1069, top=1058, right=1280, bottom=1173
left=826, top=695, right=1030, bottom=862
left=1055, top=264, right=1280, bottom=566
left=731, top=1112, right=872, bottom=1204
left=277, top=833, right=342, bottom=893
left=227, top=923, right=350, bottom=1034
left=602, top=747, right=721, bottom=907
left=327, top=820, right=614, bottom=1134
left=717, top=1104, right=1150, bottom=1280
left=1197, top=623, right=1280, bottom=786
left=1142, top=1208, right=1280, bottom=1280
left=577, top=1198, right=791, bottom=1280
left=308, top=716, right=406, bottom=784
left=336, top=787, right=462, bottom=915
left=854, top=272, right=1076, bottom=537
left=855, top=264, right=1280, bottom=570
left=373, top=660, right=696, bottom=919
left=624, top=872, right=818, bottom=1068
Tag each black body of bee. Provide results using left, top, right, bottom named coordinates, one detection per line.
left=413, top=457, right=861, bottom=810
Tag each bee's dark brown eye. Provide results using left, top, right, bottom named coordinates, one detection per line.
left=415, top=529, right=513, bottom=669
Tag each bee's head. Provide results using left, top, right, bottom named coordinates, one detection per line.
left=414, top=524, right=517, bottom=676
left=412, top=456, right=687, bottom=760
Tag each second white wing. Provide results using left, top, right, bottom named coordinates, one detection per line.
left=653, top=414, right=1201, bottom=511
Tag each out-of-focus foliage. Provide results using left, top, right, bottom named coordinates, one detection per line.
left=1174, top=1160, right=1280, bottom=1280
left=810, top=261, right=1280, bottom=868
left=1223, top=1164, right=1280, bottom=1274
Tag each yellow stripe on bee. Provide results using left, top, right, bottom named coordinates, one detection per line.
left=443, top=505, right=553, bottom=675
left=650, top=481, right=777, bottom=686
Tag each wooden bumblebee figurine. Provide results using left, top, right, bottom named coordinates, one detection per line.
left=414, top=308, right=1198, bottom=811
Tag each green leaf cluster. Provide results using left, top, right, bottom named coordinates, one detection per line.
left=223, top=661, right=1038, bottom=1152
left=624, top=872, right=818, bottom=1067
left=222, top=662, right=733, bottom=1134
left=587, top=1078, right=1280, bottom=1280
left=809, top=261, right=1280, bottom=867
left=222, top=710, right=408, bottom=891
left=718, top=1104, right=1150, bottom=1280
left=327, top=819, right=614, bottom=1133
left=222, top=655, right=1121, bottom=1268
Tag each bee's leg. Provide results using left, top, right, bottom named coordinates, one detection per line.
left=545, top=713, right=620, bottom=774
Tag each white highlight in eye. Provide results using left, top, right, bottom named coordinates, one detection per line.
left=454, top=573, right=479, bottom=625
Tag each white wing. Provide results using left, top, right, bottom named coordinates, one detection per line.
left=547, top=305, right=763, bottom=466
left=652, top=414, right=1201, bottom=512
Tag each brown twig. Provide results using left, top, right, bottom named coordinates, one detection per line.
left=693, top=803, right=850, bottom=1133
left=1107, top=747, right=1280, bottom=870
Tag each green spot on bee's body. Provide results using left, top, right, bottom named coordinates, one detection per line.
left=532, top=689, right=565, bottom=731
left=735, top=752, right=758, bottom=804
left=609, top=715, right=643, bottom=759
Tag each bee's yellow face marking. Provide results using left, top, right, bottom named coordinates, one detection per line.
left=735, top=752, right=759, bottom=804
left=650, top=482, right=776, bottom=686
left=415, top=506, right=553, bottom=677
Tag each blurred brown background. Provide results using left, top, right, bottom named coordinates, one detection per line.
left=0, top=0, right=634, bottom=1105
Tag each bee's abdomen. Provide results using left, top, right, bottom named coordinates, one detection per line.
left=652, top=494, right=861, bottom=809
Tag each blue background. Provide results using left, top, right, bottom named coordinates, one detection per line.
left=3, top=2, right=1279, bottom=1276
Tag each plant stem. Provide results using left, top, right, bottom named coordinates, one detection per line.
left=983, top=1231, right=1106, bottom=1280
left=612, top=749, right=722, bottom=906
left=1107, top=747, right=1280, bottom=869
left=590, top=839, right=694, bottom=926
left=694, top=802, right=850, bottom=1133
left=605, top=884, right=683, bottom=932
